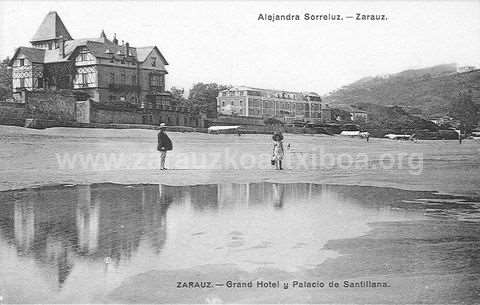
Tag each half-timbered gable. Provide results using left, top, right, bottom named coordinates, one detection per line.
left=10, top=48, right=45, bottom=91
left=69, top=46, right=97, bottom=89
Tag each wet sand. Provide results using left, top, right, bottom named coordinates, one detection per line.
left=1, top=126, right=479, bottom=303
left=103, top=187, right=480, bottom=304
left=106, top=220, right=480, bottom=304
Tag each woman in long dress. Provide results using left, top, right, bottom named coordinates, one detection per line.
left=272, top=132, right=285, bottom=170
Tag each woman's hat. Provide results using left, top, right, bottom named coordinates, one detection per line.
left=272, top=132, right=283, bottom=141
left=159, top=123, right=167, bottom=129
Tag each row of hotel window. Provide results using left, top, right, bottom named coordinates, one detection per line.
left=220, top=100, right=320, bottom=110
left=221, top=91, right=299, bottom=100
left=221, top=107, right=322, bottom=117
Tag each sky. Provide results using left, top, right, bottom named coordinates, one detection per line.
left=1, top=1, right=479, bottom=95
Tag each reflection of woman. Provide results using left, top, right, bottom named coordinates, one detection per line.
left=272, top=132, right=285, bottom=170
left=272, top=183, right=284, bottom=208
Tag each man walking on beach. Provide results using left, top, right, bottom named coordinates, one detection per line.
left=157, top=123, right=173, bottom=170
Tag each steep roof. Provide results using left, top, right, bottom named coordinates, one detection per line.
left=136, top=46, right=168, bottom=65
left=13, top=13, right=168, bottom=67
left=135, top=47, right=154, bottom=62
left=31, top=11, right=72, bottom=42
left=83, top=40, right=137, bottom=59
left=8, top=47, right=46, bottom=65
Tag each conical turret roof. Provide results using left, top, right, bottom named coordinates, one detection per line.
left=31, top=11, right=72, bottom=42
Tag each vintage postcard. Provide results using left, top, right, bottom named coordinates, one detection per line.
left=0, top=0, right=479, bottom=304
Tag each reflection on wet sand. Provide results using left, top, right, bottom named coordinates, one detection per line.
left=0, top=183, right=478, bottom=303
left=0, top=184, right=170, bottom=289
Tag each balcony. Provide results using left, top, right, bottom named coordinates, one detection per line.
left=108, top=83, right=140, bottom=92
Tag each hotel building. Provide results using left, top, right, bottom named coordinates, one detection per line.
left=217, top=86, right=331, bottom=122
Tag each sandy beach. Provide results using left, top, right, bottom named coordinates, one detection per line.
left=1, top=126, right=479, bottom=195
left=0, top=126, right=479, bottom=304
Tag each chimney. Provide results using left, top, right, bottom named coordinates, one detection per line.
left=113, top=33, right=118, bottom=45
left=125, top=42, right=130, bottom=56
left=59, top=35, right=65, bottom=57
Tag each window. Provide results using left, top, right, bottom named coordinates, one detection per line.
left=19, top=78, right=25, bottom=88
left=79, top=48, right=88, bottom=61
left=149, top=74, right=164, bottom=90
left=37, top=77, right=43, bottom=88
left=19, top=59, right=25, bottom=66
left=110, top=73, right=115, bottom=84
left=120, top=96, right=126, bottom=102
left=80, top=73, right=88, bottom=86
left=132, top=75, right=136, bottom=85
left=121, top=73, right=126, bottom=84
left=151, top=57, right=157, bottom=67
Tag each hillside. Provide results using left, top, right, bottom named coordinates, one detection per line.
left=324, top=64, right=480, bottom=117
left=353, top=102, right=439, bottom=136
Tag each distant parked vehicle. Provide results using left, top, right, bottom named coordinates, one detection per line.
left=384, top=134, right=412, bottom=140
left=340, top=130, right=362, bottom=137
left=207, top=125, right=242, bottom=134
left=340, top=130, right=370, bottom=138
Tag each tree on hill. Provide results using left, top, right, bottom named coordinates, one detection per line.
left=449, top=90, right=479, bottom=132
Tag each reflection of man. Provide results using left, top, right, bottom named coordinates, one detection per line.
left=157, top=123, right=173, bottom=170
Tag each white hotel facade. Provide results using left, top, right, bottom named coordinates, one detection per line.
left=216, top=86, right=332, bottom=122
